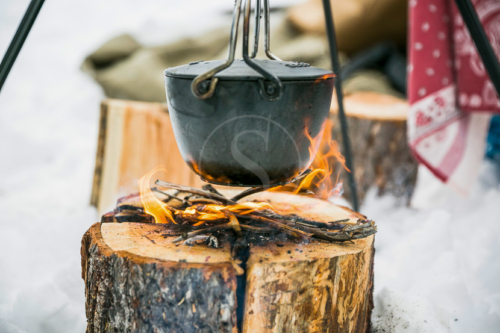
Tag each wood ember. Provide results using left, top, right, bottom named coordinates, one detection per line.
left=103, top=177, right=377, bottom=246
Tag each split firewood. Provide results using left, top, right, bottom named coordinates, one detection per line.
left=83, top=192, right=375, bottom=333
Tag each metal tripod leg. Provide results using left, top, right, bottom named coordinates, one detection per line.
left=0, top=0, right=45, bottom=93
left=321, top=0, right=359, bottom=212
left=454, top=0, right=500, bottom=97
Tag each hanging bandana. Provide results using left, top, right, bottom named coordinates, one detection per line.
left=408, top=0, right=499, bottom=193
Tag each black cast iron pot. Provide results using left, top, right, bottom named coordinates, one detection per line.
left=165, top=59, right=334, bottom=187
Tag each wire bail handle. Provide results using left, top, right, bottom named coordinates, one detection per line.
left=191, top=0, right=283, bottom=101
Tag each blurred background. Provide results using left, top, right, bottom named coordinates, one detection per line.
left=0, top=0, right=499, bottom=332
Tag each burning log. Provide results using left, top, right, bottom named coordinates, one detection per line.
left=82, top=191, right=375, bottom=333
left=330, top=92, right=418, bottom=205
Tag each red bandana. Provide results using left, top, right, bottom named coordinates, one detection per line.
left=408, top=0, right=500, bottom=192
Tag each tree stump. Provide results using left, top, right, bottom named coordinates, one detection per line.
left=330, top=92, right=418, bottom=205
left=82, top=192, right=374, bottom=333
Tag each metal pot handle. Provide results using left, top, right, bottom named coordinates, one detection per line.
left=191, top=0, right=282, bottom=101
left=191, top=0, right=243, bottom=99
left=263, top=0, right=281, bottom=61
left=243, top=0, right=283, bottom=101
left=249, top=0, right=261, bottom=59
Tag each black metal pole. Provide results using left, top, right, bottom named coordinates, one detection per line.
left=455, top=0, right=500, bottom=97
left=0, top=0, right=45, bottom=93
left=321, top=0, right=359, bottom=211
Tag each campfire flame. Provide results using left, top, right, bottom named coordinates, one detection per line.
left=138, top=166, right=176, bottom=224
left=138, top=119, right=347, bottom=224
left=270, top=119, right=348, bottom=200
left=138, top=166, right=276, bottom=224
left=181, top=201, right=276, bottom=225
left=297, top=119, right=348, bottom=199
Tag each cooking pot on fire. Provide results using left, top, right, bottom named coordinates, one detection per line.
left=164, top=0, right=334, bottom=187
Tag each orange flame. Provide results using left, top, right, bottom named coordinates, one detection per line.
left=138, top=166, right=276, bottom=224
left=138, top=166, right=175, bottom=224
left=138, top=119, right=347, bottom=225
left=180, top=201, right=275, bottom=225
left=294, top=119, right=349, bottom=200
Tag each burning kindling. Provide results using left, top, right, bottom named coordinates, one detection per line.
left=103, top=159, right=376, bottom=251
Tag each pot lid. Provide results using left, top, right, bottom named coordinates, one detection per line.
left=165, top=59, right=334, bottom=81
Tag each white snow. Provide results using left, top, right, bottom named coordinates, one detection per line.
left=367, top=162, right=500, bottom=333
left=0, top=1, right=499, bottom=332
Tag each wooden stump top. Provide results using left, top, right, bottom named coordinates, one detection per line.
left=331, top=91, right=408, bottom=121
left=97, top=192, right=370, bottom=266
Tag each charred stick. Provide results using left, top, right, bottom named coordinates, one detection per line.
left=117, top=204, right=144, bottom=213
left=152, top=187, right=187, bottom=204
left=351, top=228, right=377, bottom=239
left=156, top=180, right=236, bottom=205
left=230, top=185, right=284, bottom=202
left=239, top=224, right=276, bottom=233
left=295, top=221, right=319, bottom=228
left=290, top=220, right=348, bottom=230
left=294, top=221, right=377, bottom=242
left=230, top=185, right=313, bottom=201
left=114, top=212, right=154, bottom=223
left=342, top=221, right=375, bottom=232
left=225, top=210, right=242, bottom=236
left=295, top=168, right=313, bottom=179
left=183, top=235, right=210, bottom=246
left=290, top=218, right=352, bottom=230
left=174, top=212, right=228, bottom=225
left=202, top=184, right=225, bottom=198
left=172, top=224, right=233, bottom=243
left=101, top=212, right=116, bottom=223
left=187, top=198, right=224, bottom=205
left=207, top=234, right=219, bottom=248
left=231, top=170, right=314, bottom=202
left=266, top=184, right=315, bottom=195
left=235, top=214, right=313, bottom=239
left=259, top=211, right=353, bottom=230
left=231, top=187, right=267, bottom=202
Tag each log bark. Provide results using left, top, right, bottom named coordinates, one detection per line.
left=82, top=222, right=237, bottom=333
left=330, top=91, right=418, bottom=205
left=82, top=192, right=374, bottom=333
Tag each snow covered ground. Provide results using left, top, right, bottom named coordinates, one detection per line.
left=0, top=1, right=499, bottom=332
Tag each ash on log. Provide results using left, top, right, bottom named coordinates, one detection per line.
left=82, top=191, right=374, bottom=333
left=330, top=92, right=418, bottom=205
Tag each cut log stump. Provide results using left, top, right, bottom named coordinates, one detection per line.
left=82, top=192, right=374, bottom=333
left=330, top=92, right=418, bottom=205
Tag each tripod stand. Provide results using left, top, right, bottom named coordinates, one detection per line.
left=1, top=0, right=499, bottom=212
